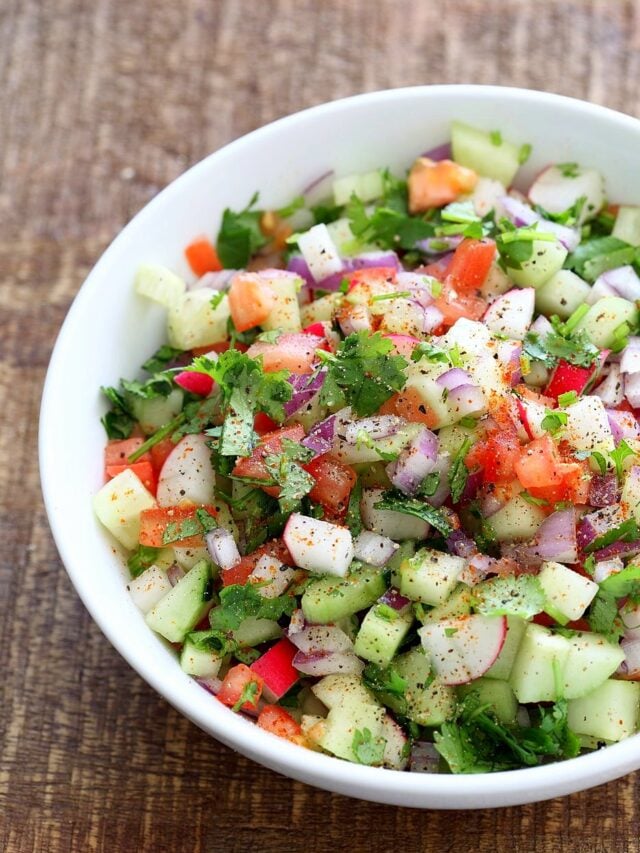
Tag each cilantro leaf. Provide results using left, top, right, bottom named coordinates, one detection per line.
left=121, top=373, right=175, bottom=400
left=541, top=410, right=568, bottom=435
left=162, top=516, right=204, bottom=545
left=448, top=436, right=473, bottom=503
left=362, top=663, right=407, bottom=697
left=496, top=223, right=557, bottom=271
left=319, top=331, right=407, bottom=417
left=232, top=679, right=260, bottom=712
left=473, top=574, right=546, bottom=619
left=100, top=386, right=136, bottom=439
left=352, top=727, right=386, bottom=766
left=588, top=589, right=625, bottom=643
left=216, top=193, right=269, bottom=268
left=127, top=544, right=161, bottom=579
left=585, top=517, right=639, bottom=553
left=346, top=196, right=434, bottom=250
left=209, top=583, right=295, bottom=632
left=142, top=345, right=184, bottom=373
left=263, top=439, right=316, bottom=513
left=610, top=439, right=636, bottom=482
left=411, top=341, right=451, bottom=364
left=374, top=490, right=453, bottom=536
left=599, top=563, right=640, bottom=598
left=565, top=236, right=635, bottom=282
left=346, top=477, right=363, bottom=537
left=523, top=327, right=599, bottom=370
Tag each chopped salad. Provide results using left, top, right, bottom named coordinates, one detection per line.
left=94, top=120, right=640, bottom=774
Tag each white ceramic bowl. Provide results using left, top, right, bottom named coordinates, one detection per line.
left=40, top=85, right=640, bottom=808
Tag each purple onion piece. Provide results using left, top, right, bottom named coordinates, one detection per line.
left=353, top=530, right=399, bottom=567
left=426, top=453, right=452, bottom=508
left=378, top=587, right=412, bottom=611
left=436, top=367, right=474, bottom=391
left=302, top=169, right=334, bottom=197
left=447, top=385, right=487, bottom=418
left=289, top=624, right=354, bottom=655
left=415, top=235, right=463, bottom=255
left=446, top=529, right=477, bottom=559
left=594, top=539, right=640, bottom=562
left=196, top=676, right=223, bottom=695
left=528, top=508, right=578, bottom=563
left=206, top=527, right=241, bottom=570
left=600, top=266, right=640, bottom=302
left=421, top=142, right=452, bottom=161
left=284, top=370, right=326, bottom=418
left=344, top=415, right=404, bottom=445
left=301, top=414, right=336, bottom=456
left=286, top=255, right=315, bottom=287
left=167, top=564, right=186, bottom=587
left=409, top=741, right=441, bottom=773
left=460, top=468, right=483, bottom=503
left=187, top=269, right=237, bottom=291
left=422, top=305, right=444, bottom=333
left=292, top=650, right=364, bottom=677
left=619, top=636, right=640, bottom=677
left=625, top=373, right=640, bottom=408
left=387, top=427, right=439, bottom=496
left=496, top=340, right=523, bottom=386
left=588, top=472, right=621, bottom=508
left=499, top=196, right=580, bottom=251
left=530, top=314, right=554, bottom=338
left=577, top=505, right=626, bottom=550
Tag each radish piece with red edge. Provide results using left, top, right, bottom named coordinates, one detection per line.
left=544, top=358, right=600, bottom=400
left=418, top=615, right=507, bottom=686
left=156, top=433, right=216, bottom=507
left=250, top=638, right=300, bottom=703
left=482, top=288, right=535, bottom=341
left=174, top=370, right=214, bottom=396
left=288, top=624, right=354, bottom=655
left=283, top=512, right=354, bottom=577
left=292, top=650, right=364, bottom=676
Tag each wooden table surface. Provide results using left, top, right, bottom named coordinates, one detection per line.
left=3, top=0, right=640, bottom=850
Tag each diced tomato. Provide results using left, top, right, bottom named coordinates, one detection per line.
left=408, top=158, right=478, bottom=211
left=347, top=267, right=397, bottom=290
left=513, top=435, right=590, bottom=503
left=534, top=612, right=590, bottom=630
left=138, top=504, right=218, bottom=549
left=257, top=705, right=303, bottom=742
left=250, top=638, right=300, bottom=702
left=254, top=412, right=279, bottom=435
left=433, top=278, right=487, bottom=326
left=104, top=438, right=151, bottom=469
left=246, top=333, right=323, bottom=374
left=174, top=370, right=214, bottom=396
left=184, top=236, right=222, bottom=277
left=466, top=427, right=521, bottom=485
left=232, top=425, right=305, bottom=495
left=217, top=664, right=264, bottom=714
left=418, top=257, right=451, bottom=282
left=105, top=460, right=157, bottom=494
left=379, top=387, right=440, bottom=428
left=304, top=454, right=357, bottom=514
left=221, top=538, right=292, bottom=587
left=383, top=334, right=420, bottom=358
left=302, top=322, right=332, bottom=352
left=545, top=359, right=599, bottom=400
left=228, top=273, right=275, bottom=332
left=150, top=436, right=177, bottom=473
left=445, top=238, right=496, bottom=293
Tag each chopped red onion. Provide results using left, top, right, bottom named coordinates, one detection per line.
left=619, top=637, right=640, bottom=678
left=530, top=314, right=554, bottom=338
left=187, top=269, right=237, bottom=291
left=593, top=557, right=624, bottom=584
left=167, top=564, right=186, bottom=587
left=436, top=367, right=473, bottom=391
left=292, top=251, right=402, bottom=293
left=447, top=529, right=477, bottom=559
left=206, top=528, right=241, bottom=570
left=607, top=408, right=640, bottom=442
left=339, top=303, right=372, bottom=335
left=409, top=741, right=441, bottom=773
left=422, top=305, right=445, bottom=333
left=196, top=676, right=223, bottom=695
left=447, top=384, right=487, bottom=418
left=497, top=340, right=523, bottom=386
left=599, top=266, right=640, bottom=302
left=353, top=530, right=399, bottom=566
left=500, top=196, right=580, bottom=251
left=396, top=272, right=435, bottom=305
left=386, top=426, right=439, bottom=496
left=577, top=505, right=625, bottom=550
left=620, top=339, right=640, bottom=375
left=525, top=508, right=578, bottom=563
left=421, top=142, right=452, bottom=161
left=302, top=169, right=334, bottom=197
left=588, top=472, right=620, bottom=507
left=344, top=415, right=404, bottom=445
left=460, top=468, right=483, bottom=503
left=427, top=453, right=452, bottom=508
left=289, top=624, right=354, bottom=655
left=286, top=255, right=315, bottom=288
left=292, top=650, right=364, bottom=676
left=625, top=372, right=640, bottom=408
left=594, top=365, right=624, bottom=407
left=594, top=539, right=640, bottom=561
left=378, top=587, right=412, bottom=611
left=301, top=414, right=336, bottom=455
left=284, top=371, right=326, bottom=418
left=416, top=235, right=464, bottom=255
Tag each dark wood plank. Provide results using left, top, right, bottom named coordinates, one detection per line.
left=3, top=0, right=640, bottom=850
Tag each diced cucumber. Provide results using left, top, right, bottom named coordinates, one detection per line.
left=180, top=638, right=223, bottom=677
left=568, top=679, right=640, bottom=742
left=301, top=567, right=387, bottom=624
left=392, top=646, right=456, bottom=726
left=354, top=605, right=414, bottom=667
left=575, top=296, right=638, bottom=349
left=93, top=468, right=157, bottom=550
left=232, top=616, right=283, bottom=646
left=167, top=290, right=231, bottom=349
left=127, top=565, right=172, bottom=613
left=311, top=674, right=378, bottom=710
left=538, top=561, right=599, bottom=625
left=130, top=388, right=184, bottom=435
left=622, top=464, right=640, bottom=523
left=451, top=121, right=521, bottom=187
left=562, top=632, right=625, bottom=699
left=535, top=270, right=591, bottom=319
left=300, top=293, right=342, bottom=325
left=505, top=239, right=568, bottom=289
left=480, top=260, right=512, bottom=300
left=135, top=263, right=186, bottom=307
left=145, top=559, right=212, bottom=643
left=378, top=298, right=427, bottom=339
left=398, top=548, right=465, bottom=606
left=261, top=275, right=302, bottom=332
left=562, top=395, right=615, bottom=454
left=509, top=623, right=570, bottom=703
left=523, top=360, right=550, bottom=388
left=333, top=170, right=384, bottom=206
left=613, top=206, right=640, bottom=246
left=332, top=422, right=422, bottom=465
left=173, top=545, right=212, bottom=571
left=326, top=218, right=359, bottom=255
left=436, top=424, right=478, bottom=457
left=317, top=702, right=386, bottom=763
left=490, top=494, right=546, bottom=543
left=484, top=616, right=527, bottom=681
left=458, top=677, right=518, bottom=724
left=353, top=461, right=390, bottom=489
left=403, top=372, right=454, bottom=429
left=417, top=583, right=472, bottom=624
left=360, top=487, right=430, bottom=541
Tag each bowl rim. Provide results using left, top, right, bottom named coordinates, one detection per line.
left=40, top=84, right=640, bottom=808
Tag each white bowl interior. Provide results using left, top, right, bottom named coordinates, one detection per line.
left=40, top=85, right=640, bottom=808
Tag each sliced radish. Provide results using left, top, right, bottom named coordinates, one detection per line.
left=483, top=288, right=535, bottom=340
left=382, top=714, right=409, bottom=770
left=516, top=396, right=548, bottom=440
left=283, top=513, right=354, bottom=577
left=156, top=434, right=215, bottom=507
left=418, top=615, right=507, bottom=686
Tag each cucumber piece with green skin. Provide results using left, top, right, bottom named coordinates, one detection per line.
left=398, top=548, right=466, bottom=606
left=360, top=488, right=429, bottom=541
left=316, top=702, right=386, bottom=763
left=135, top=263, right=186, bottom=307
left=451, top=121, right=521, bottom=187
left=509, top=623, right=571, bottom=703
left=130, top=388, right=184, bottom=435
left=300, top=293, right=342, bottom=325
left=180, top=639, right=223, bottom=677
left=389, top=646, right=456, bottom=726
left=505, top=239, right=568, bottom=289
left=613, top=206, right=640, bottom=246
left=489, top=494, right=546, bottom=543
left=417, top=583, right=472, bottom=624
left=568, top=679, right=640, bottom=742
left=436, top=424, right=478, bottom=457
left=535, top=270, right=591, bottom=319
left=145, top=559, right=212, bottom=643
left=537, top=560, right=599, bottom=625
left=354, top=605, right=414, bottom=667
left=574, top=296, right=638, bottom=349
left=562, top=632, right=625, bottom=699
left=301, top=567, right=387, bottom=624
left=458, top=677, right=518, bottom=724
left=333, top=171, right=384, bottom=206
left=311, top=674, right=378, bottom=710
left=484, top=616, right=527, bottom=681
left=231, top=616, right=283, bottom=646
left=167, top=290, right=231, bottom=350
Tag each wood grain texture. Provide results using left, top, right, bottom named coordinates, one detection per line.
left=3, top=0, right=640, bottom=850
